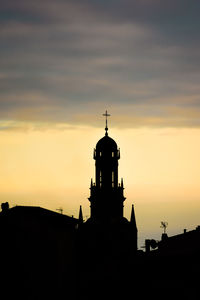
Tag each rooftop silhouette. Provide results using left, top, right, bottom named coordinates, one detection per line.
left=0, top=112, right=199, bottom=300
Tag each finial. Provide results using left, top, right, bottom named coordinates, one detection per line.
left=103, top=110, right=111, bottom=136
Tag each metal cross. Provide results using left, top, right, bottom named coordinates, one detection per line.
left=103, top=110, right=111, bottom=135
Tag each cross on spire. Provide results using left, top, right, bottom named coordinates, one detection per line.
left=103, top=110, right=111, bottom=136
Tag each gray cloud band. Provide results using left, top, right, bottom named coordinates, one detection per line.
left=0, top=0, right=200, bottom=127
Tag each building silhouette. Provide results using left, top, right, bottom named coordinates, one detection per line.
left=0, top=112, right=200, bottom=300
left=76, top=112, right=200, bottom=300
left=78, top=112, right=137, bottom=261
left=0, top=203, right=78, bottom=300
left=75, top=112, right=139, bottom=299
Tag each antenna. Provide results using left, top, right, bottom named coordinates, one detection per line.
left=160, top=221, right=168, bottom=234
left=56, top=208, right=63, bottom=214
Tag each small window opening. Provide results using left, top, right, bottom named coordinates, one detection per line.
left=112, top=172, right=114, bottom=187
left=112, top=152, right=114, bottom=157
left=100, top=171, right=102, bottom=186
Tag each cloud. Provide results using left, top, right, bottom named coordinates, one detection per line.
left=0, top=0, right=200, bottom=128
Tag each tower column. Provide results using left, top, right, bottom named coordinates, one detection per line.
left=88, top=111, right=125, bottom=222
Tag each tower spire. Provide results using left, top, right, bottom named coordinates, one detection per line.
left=79, top=205, right=83, bottom=224
left=130, top=204, right=137, bottom=228
left=121, top=178, right=124, bottom=188
left=102, top=110, right=111, bottom=136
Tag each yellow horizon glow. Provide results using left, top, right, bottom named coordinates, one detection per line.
left=0, top=124, right=200, bottom=246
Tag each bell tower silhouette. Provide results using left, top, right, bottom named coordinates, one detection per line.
left=89, top=111, right=126, bottom=223
left=79, top=111, right=137, bottom=256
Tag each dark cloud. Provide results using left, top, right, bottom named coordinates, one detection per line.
left=0, top=0, right=200, bottom=128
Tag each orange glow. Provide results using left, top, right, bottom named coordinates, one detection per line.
left=1, top=124, right=200, bottom=246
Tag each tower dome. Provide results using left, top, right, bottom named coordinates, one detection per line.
left=96, top=135, right=117, bottom=151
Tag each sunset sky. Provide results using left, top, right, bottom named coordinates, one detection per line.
left=1, top=0, right=200, bottom=247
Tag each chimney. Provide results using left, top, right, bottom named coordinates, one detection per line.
left=1, top=202, right=9, bottom=212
